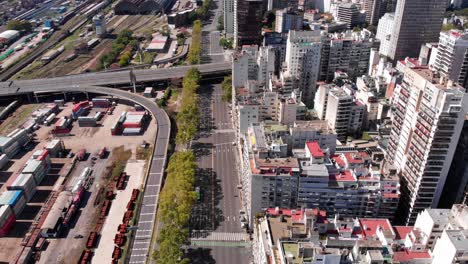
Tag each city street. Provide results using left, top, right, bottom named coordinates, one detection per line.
left=189, top=82, right=251, bottom=263
left=201, top=0, right=227, bottom=63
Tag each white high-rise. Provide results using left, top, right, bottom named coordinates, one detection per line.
left=387, top=63, right=468, bottom=224
left=376, top=12, right=394, bottom=58
left=285, top=30, right=322, bottom=106
left=433, top=30, right=468, bottom=87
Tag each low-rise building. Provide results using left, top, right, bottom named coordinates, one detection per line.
left=253, top=204, right=468, bottom=264
left=240, top=121, right=399, bottom=227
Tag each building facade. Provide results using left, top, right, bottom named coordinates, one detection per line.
left=224, top=0, right=235, bottom=34
left=434, top=30, right=468, bottom=88
left=234, top=0, right=263, bottom=48
left=387, top=0, right=448, bottom=61
left=275, top=8, right=304, bottom=33
left=285, top=30, right=322, bottom=106
left=386, top=64, right=468, bottom=224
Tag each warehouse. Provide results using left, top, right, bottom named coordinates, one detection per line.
left=0, top=30, right=20, bottom=44
left=146, top=35, right=169, bottom=52
left=114, top=0, right=176, bottom=15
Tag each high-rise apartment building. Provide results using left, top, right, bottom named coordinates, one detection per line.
left=336, top=3, right=364, bottom=29
left=319, top=30, right=379, bottom=82
left=376, top=12, right=394, bottom=58
left=362, top=0, right=384, bottom=26
left=439, top=116, right=468, bottom=209
left=434, top=30, right=468, bottom=88
left=324, top=87, right=364, bottom=142
left=285, top=30, right=322, bottom=106
left=275, top=8, right=304, bottom=33
left=224, top=0, right=235, bottom=34
left=387, top=0, right=448, bottom=62
left=234, top=0, right=263, bottom=48
left=386, top=64, right=468, bottom=224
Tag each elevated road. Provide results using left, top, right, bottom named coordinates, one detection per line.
left=0, top=85, right=169, bottom=264
left=0, top=62, right=231, bottom=90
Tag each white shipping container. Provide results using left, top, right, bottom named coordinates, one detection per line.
left=8, top=174, right=36, bottom=202
left=44, top=113, right=56, bottom=125
left=0, top=154, right=8, bottom=170
left=32, top=150, right=43, bottom=159
left=0, top=205, right=13, bottom=227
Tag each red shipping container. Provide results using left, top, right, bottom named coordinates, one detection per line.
left=0, top=208, right=15, bottom=237
left=52, top=128, right=71, bottom=134
left=73, top=101, right=90, bottom=112
left=36, top=149, right=49, bottom=162
left=122, top=122, right=141, bottom=128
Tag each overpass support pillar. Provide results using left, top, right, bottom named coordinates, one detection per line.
left=63, top=92, right=67, bottom=101
left=26, top=93, right=33, bottom=103
left=34, top=93, right=39, bottom=103
left=85, top=92, right=89, bottom=100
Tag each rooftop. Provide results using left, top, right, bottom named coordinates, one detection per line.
left=393, top=250, right=431, bottom=262
left=394, top=226, right=413, bottom=240
left=306, top=141, right=325, bottom=158
left=359, top=219, right=393, bottom=238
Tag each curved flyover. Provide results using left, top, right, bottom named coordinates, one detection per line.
left=0, top=85, right=168, bottom=264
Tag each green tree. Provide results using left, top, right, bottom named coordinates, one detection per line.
left=7, top=20, right=32, bottom=31
left=263, top=11, right=275, bottom=29
left=187, top=20, right=202, bottom=65
left=217, top=13, right=224, bottom=31
left=221, top=76, right=232, bottom=102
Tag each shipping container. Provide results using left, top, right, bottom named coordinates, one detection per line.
left=122, top=122, right=141, bottom=129
left=7, top=174, right=36, bottom=202
left=0, top=154, right=8, bottom=170
left=22, top=159, right=47, bottom=185
left=44, top=113, right=56, bottom=126
left=73, top=101, right=90, bottom=113
left=94, top=112, right=103, bottom=121
left=122, top=128, right=141, bottom=136
left=54, top=99, right=65, bottom=106
left=45, top=139, right=64, bottom=157
left=37, top=149, right=51, bottom=164
left=32, top=149, right=43, bottom=159
left=0, top=190, right=26, bottom=216
left=0, top=205, right=15, bottom=237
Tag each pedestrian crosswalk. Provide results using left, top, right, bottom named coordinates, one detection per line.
left=190, top=240, right=251, bottom=248
left=191, top=231, right=249, bottom=242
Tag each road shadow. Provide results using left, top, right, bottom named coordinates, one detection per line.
left=185, top=247, right=216, bottom=264
left=190, top=168, right=223, bottom=231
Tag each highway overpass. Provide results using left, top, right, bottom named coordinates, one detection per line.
left=0, top=85, right=169, bottom=264
left=0, top=62, right=231, bottom=91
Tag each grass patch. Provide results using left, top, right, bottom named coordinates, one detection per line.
left=110, top=146, right=132, bottom=178
left=0, top=104, right=40, bottom=134
left=361, top=132, right=372, bottom=140
left=168, top=89, right=179, bottom=104
left=136, top=145, right=153, bottom=160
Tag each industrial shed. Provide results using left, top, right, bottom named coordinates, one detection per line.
left=114, top=0, right=176, bottom=15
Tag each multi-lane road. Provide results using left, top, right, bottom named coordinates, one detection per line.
left=189, top=83, right=251, bottom=264
left=0, top=62, right=230, bottom=91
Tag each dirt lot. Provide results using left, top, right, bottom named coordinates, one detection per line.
left=0, top=100, right=157, bottom=263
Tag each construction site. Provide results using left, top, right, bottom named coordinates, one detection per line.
left=0, top=95, right=157, bottom=263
